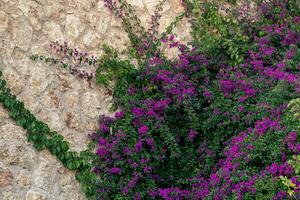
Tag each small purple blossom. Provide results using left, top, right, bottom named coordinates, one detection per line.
left=110, top=167, right=122, bottom=175
left=115, top=111, right=125, bottom=119
left=138, top=125, right=149, bottom=135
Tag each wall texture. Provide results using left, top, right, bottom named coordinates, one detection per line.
left=0, top=0, right=191, bottom=199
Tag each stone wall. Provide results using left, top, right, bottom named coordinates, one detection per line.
left=0, top=0, right=191, bottom=199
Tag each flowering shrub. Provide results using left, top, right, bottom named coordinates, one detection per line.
left=88, top=1, right=300, bottom=199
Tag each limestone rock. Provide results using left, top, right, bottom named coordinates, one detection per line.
left=0, top=10, right=9, bottom=37
left=39, top=111, right=64, bottom=132
left=2, top=67, right=25, bottom=94
left=28, top=64, right=53, bottom=95
left=10, top=50, right=32, bottom=75
left=65, top=14, right=85, bottom=41
left=18, top=91, right=41, bottom=113
left=0, top=123, right=26, bottom=140
left=0, top=168, right=13, bottom=187
left=63, top=112, right=82, bottom=131
left=32, top=158, right=56, bottom=191
left=0, top=142, right=37, bottom=169
left=26, top=190, right=47, bottom=200
left=1, top=191, right=22, bottom=200
left=42, top=2, right=64, bottom=19
left=15, top=169, right=31, bottom=188
left=128, top=0, right=145, bottom=9
left=43, top=21, right=65, bottom=41
left=70, top=0, right=97, bottom=11
left=40, top=90, right=63, bottom=110
left=12, top=18, right=33, bottom=51
left=81, top=91, right=103, bottom=118
left=57, top=191, right=86, bottom=200
left=63, top=90, right=80, bottom=110
left=18, top=0, right=43, bottom=30
left=0, top=105, right=9, bottom=119
left=83, top=30, right=100, bottom=48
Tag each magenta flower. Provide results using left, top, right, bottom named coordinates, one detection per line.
left=138, top=125, right=149, bottom=135
left=110, top=167, right=122, bottom=175
left=97, top=147, right=107, bottom=157
left=188, top=129, right=198, bottom=142
left=115, top=111, right=124, bottom=119
left=132, top=107, right=145, bottom=117
left=135, top=140, right=143, bottom=152
left=100, top=123, right=110, bottom=133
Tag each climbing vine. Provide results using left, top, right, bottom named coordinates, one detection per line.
left=0, top=71, right=99, bottom=199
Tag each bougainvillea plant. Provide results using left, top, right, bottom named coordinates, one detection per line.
left=89, top=1, right=300, bottom=199
left=0, top=0, right=299, bottom=200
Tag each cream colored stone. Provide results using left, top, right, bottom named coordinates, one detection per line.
left=0, top=142, right=37, bottom=169
left=39, top=111, right=64, bottom=131
left=83, top=11, right=111, bottom=34
left=172, top=17, right=192, bottom=42
left=26, top=190, right=47, bottom=200
left=10, top=50, right=31, bottom=75
left=18, top=91, right=40, bottom=113
left=63, top=112, right=82, bottom=131
left=0, top=10, right=9, bottom=36
left=1, top=191, right=22, bottom=200
left=2, top=67, right=25, bottom=94
left=32, top=158, right=56, bottom=191
left=40, top=90, right=63, bottom=110
left=83, top=30, right=100, bottom=48
left=65, top=14, right=85, bottom=41
left=162, top=44, right=180, bottom=59
left=0, top=168, right=13, bottom=187
left=28, top=65, right=53, bottom=95
left=57, top=191, right=86, bottom=200
left=81, top=91, right=103, bottom=118
left=128, top=0, right=145, bottom=9
left=0, top=123, right=26, bottom=140
left=70, top=0, right=97, bottom=10
left=105, top=28, right=128, bottom=51
left=12, top=18, right=33, bottom=51
left=57, top=166, right=75, bottom=186
left=0, top=104, right=9, bottom=119
left=15, top=170, right=31, bottom=188
left=43, top=2, right=64, bottom=19
left=63, top=90, right=80, bottom=110
left=43, top=21, right=65, bottom=41
left=57, top=73, right=82, bottom=92
left=18, top=0, right=42, bottom=30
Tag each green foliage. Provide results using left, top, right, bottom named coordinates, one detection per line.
left=288, top=155, right=300, bottom=175
left=288, top=98, right=300, bottom=123
left=243, top=176, right=286, bottom=200
left=95, top=44, right=138, bottom=110
left=187, top=0, right=250, bottom=65
left=244, top=130, right=286, bottom=168
left=279, top=176, right=299, bottom=198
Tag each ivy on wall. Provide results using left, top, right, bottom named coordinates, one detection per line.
left=0, top=70, right=98, bottom=199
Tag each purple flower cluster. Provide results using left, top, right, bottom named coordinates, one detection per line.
left=49, top=41, right=99, bottom=65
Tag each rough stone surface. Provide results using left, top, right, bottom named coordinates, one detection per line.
left=0, top=168, right=13, bottom=187
left=0, top=0, right=191, bottom=199
left=26, top=190, right=47, bottom=200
